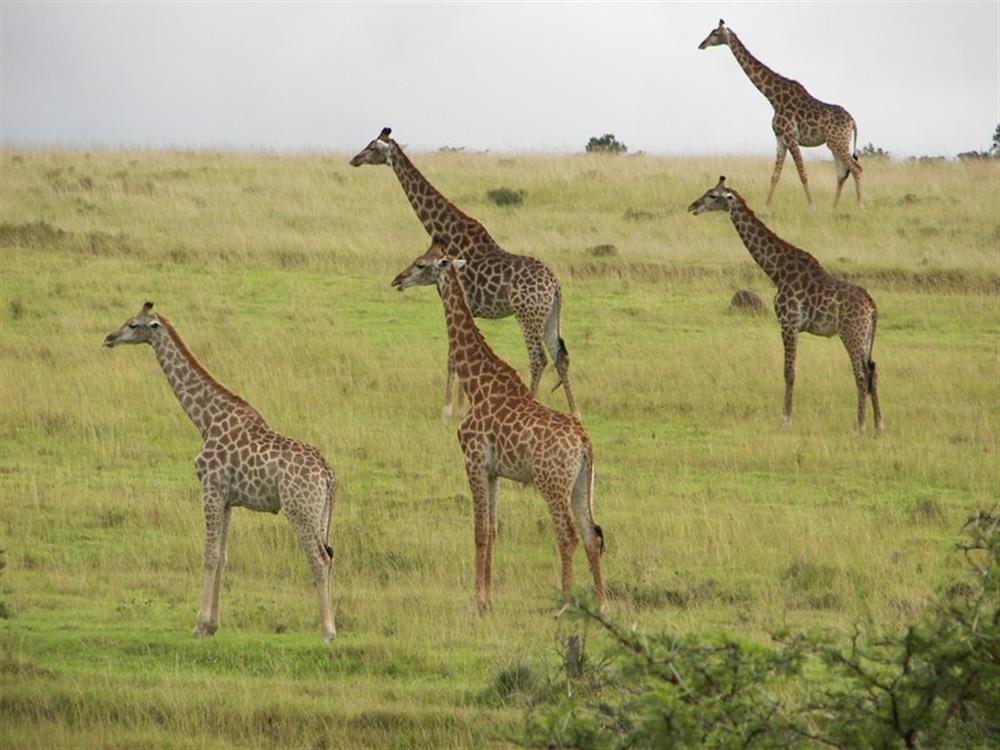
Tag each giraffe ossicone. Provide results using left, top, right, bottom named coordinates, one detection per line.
left=699, top=20, right=863, bottom=209
left=404, top=239, right=606, bottom=614
left=104, top=302, right=338, bottom=641
left=688, top=180, right=883, bottom=434
left=353, top=127, right=580, bottom=418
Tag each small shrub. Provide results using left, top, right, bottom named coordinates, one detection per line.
left=729, top=289, right=767, bottom=315
left=859, top=142, right=889, bottom=158
left=957, top=150, right=991, bottom=161
left=521, top=515, right=1000, bottom=749
left=585, top=134, right=627, bottom=154
left=623, top=208, right=654, bottom=221
left=486, top=187, right=525, bottom=207
left=586, top=244, right=616, bottom=257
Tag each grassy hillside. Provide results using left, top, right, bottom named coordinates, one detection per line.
left=1, top=148, right=997, bottom=748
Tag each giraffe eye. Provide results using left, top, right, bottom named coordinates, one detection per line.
left=416, top=262, right=427, bottom=269
left=127, top=323, right=138, bottom=329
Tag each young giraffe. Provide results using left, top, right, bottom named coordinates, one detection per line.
left=699, top=19, right=863, bottom=209
left=351, top=127, right=578, bottom=419
left=688, top=178, right=883, bottom=434
left=103, top=303, right=337, bottom=641
left=393, top=238, right=606, bottom=614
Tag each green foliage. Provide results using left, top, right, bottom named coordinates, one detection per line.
left=585, top=134, right=627, bottom=154
left=486, top=187, right=526, bottom=207
left=0, top=549, right=9, bottom=619
left=992, top=124, right=1000, bottom=155
left=859, top=142, right=890, bottom=159
left=522, top=516, right=1000, bottom=748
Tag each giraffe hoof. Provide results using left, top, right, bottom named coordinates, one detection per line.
left=322, top=626, right=336, bottom=643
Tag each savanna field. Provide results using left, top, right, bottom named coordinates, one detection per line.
left=0, top=149, right=997, bottom=748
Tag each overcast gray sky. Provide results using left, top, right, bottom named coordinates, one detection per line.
left=2, top=2, right=997, bottom=157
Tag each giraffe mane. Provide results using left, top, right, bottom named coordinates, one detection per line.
left=728, top=189, right=825, bottom=270
left=446, top=268, right=531, bottom=397
left=157, top=315, right=265, bottom=419
left=390, top=141, right=491, bottom=241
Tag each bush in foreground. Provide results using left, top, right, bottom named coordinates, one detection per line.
left=521, top=514, right=999, bottom=748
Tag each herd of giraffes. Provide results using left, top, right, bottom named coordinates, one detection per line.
left=101, top=21, right=884, bottom=641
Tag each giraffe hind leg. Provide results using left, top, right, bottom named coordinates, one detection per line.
left=765, top=140, right=787, bottom=207
left=570, top=454, right=606, bottom=611
left=283, top=485, right=336, bottom=642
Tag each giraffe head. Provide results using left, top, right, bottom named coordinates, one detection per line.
left=687, top=176, right=737, bottom=215
left=350, top=127, right=394, bottom=167
left=390, top=235, right=465, bottom=291
left=698, top=19, right=732, bottom=49
left=103, top=301, right=163, bottom=348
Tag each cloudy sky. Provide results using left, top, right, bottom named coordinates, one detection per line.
left=2, top=2, right=997, bottom=157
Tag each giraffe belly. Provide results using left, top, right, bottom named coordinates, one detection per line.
left=229, top=466, right=282, bottom=513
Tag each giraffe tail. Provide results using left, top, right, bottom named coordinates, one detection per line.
left=550, top=337, right=569, bottom=393
left=865, top=306, right=878, bottom=395
left=323, top=472, right=336, bottom=560
left=851, top=120, right=861, bottom=167
left=573, top=443, right=604, bottom=554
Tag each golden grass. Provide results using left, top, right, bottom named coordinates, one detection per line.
left=0, top=148, right=997, bottom=748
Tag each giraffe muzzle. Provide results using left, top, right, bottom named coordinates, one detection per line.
left=103, top=334, right=117, bottom=348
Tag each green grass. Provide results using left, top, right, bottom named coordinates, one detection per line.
left=1, top=149, right=997, bottom=748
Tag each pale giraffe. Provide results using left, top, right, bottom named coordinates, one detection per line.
left=699, top=19, right=863, bottom=209
left=393, top=238, right=606, bottom=614
left=352, top=127, right=578, bottom=419
left=689, top=178, right=883, bottom=434
left=103, top=302, right=337, bottom=640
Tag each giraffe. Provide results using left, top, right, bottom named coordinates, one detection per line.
left=351, top=127, right=579, bottom=419
left=393, top=238, right=606, bottom=614
left=699, top=19, right=863, bottom=209
left=688, top=178, right=882, bottom=434
left=103, top=302, right=337, bottom=641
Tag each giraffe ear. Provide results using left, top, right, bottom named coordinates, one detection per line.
left=379, top=127, right=392, bottom=139
left=451, top=259, right=467, bottom=270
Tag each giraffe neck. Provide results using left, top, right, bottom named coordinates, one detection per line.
left=437, top=268, right=531, bottom=404
left=149, top=318, right=263, bottom=438
left=386, top=141, right=490, bottom=246
left=726, top=32, right=791, bottom=107
left=726, top=192, right=817, bottom=286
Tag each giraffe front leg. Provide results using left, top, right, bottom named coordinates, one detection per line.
left=442, top=351, right=457, bottom=422
left=780, top=325, right=799, bottom=432
left=765, top=139, right=787, bottom=207
left=194, top=491, right=228, bottom=639
left=207, top=506, right=232, bottom=634
left=485, top=476, right=499, bottom=605
left=464, top=456, right=492, bottom=614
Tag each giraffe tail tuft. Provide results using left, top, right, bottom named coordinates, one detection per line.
left=593, top=524, right=605, bottom=555
left=324, top=544, right=334, bottom=559
left=550, top=337, right=570, bottom=393
left=866, top=360, right=876, bottom=395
